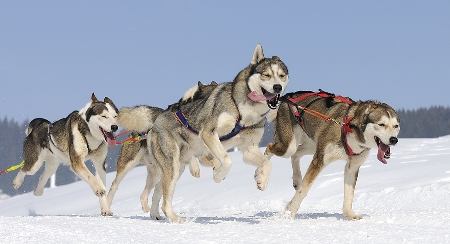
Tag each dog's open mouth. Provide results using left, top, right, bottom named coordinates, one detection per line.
left=100, top=127, right=117, bottom=147
left=247, top=88, right=280, bottom=109
left=375, top=136, right=391, bottom=164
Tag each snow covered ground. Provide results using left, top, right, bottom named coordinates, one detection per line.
left=0, top=136, right=449, bottom=243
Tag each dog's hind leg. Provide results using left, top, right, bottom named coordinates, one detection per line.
left=160, top=159, right=182, bottom=222
left=241, top=145, right=272, bottom=191
left=150, top=131, right=183, bottom=222
left=107, top=157, right=141, bottom=208
left=150, top=181, right=163, bottom=220
left=342, top=154, right=368, bottom=220
left=140, top=163, right=161, bottom=213
left=34, top=157, right=59, bottom=196
left=13, top=141, right=46, bottom=190
left=285, top=152, right=326, bottom=218
left=150, top=162, right=186, bottom=220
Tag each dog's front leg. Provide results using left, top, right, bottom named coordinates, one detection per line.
left=342, top=156, right=367, bottom=220
left=242, top=145, right=271, bottom=191
left=70, top=155, right=112, bottom=216
left=200, top=131, right=232, bottom=183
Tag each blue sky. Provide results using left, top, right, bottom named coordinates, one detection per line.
left=1, top=1, right=449, bottom=122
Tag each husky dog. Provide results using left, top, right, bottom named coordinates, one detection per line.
left=123, top=43, right=289, bottom=222
left=265, top=90, right=400, bottom=220
left=13, top=93, right=119, bottom=216
left=106, top=81, right=218, bottom=219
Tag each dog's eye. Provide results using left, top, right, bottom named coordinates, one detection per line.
left=378, top=123, right=385, bottom=127
left=102, top=116, right=107, bottom=118
left=279, top=74, right=286, bottom=78
left=262, top=73, right=270, bottom=78
left=394, top=125, right=399, bottom=128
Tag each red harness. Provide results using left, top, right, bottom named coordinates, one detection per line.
left=283, top=91, right=357, bottom=156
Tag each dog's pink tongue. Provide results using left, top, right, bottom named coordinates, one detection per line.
left=247, top=91, right=277, bottom=102
left=106, top=137, right=116, bottom=147
left=377, top=142, right=390, bottom=164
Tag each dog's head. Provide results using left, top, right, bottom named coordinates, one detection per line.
left=80, top=93, right=119, bottom=146
left=352, top=102, right=400, bottom=164
left=247, top=44, right=289, bottom=109
left=167, top=80, right=219, bottom=111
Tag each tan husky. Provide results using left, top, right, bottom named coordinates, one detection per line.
left=265, top=90, right=400, bottom=220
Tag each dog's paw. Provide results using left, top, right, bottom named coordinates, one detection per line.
left=263, top=144, right=273, bottom=156
left=189, top=164, right=200, bottom=178
left=279, top=210, right=294, bottom=220
left=13, top=179, right=23, bottom=190
left=101, top=209, right=113, bottom=216
left=293, top=180, right=301, bottom=190
left=285, top=201, right=299, bottom=219
left=343, top=209, right=362, bottom=220
left=150, top=212, right=164, bottom=220
left=213, top=165, right=231, bottom=183
left=254, top=166, right=271, bottom=191
left=141, top=203, right=150, bottom=213
left=33, top=189, right=44, bottom=196
left=94, top=188, right=106, bottom=197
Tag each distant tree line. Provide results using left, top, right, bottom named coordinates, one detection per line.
left=1, top=106, right=449, bottom=197
left=396, top=106, right=450, bottom=138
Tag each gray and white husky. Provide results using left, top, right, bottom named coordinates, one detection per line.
left=265, top=90, right=400, bottom=220
left=13, top=93, right=119, bottom=216
left=120, top=43, right=289, bottom=222
left=107, top=81, right=218, bottom=220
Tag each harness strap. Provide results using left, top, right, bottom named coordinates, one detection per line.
left=174, top=110, right=199, bottom=135
left=48, top=122, right=62, bottom=154
left=174, top=110, right=248, bottom=141
left=282, top=91, right=357, bottom=156
left=341, top=116, right=355, bottom=156
left=114, top=131, right=148, bottom=145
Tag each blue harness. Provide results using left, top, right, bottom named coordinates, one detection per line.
left=174, top=110, right=248, bottom=141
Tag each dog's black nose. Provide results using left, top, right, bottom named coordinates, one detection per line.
left=111, top=125, right=118, bottom=132
left=389, top=137, right=398, bottom=145
left=273, top=84, right=282, bottom=93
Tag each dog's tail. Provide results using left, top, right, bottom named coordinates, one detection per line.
left=117, top=105, right=164, bottom=132
left=25, top=118, right=50, bottom=136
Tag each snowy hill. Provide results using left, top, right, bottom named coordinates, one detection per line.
left=0, top=137, right=449, bottom=243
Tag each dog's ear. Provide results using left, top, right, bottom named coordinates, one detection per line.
left=198, top=81, right=206, bottom=88
left=91, top=93, right=99, bottom=103
left=210, top=80, right=218, bottom=86
left=104, top=97, right=119, bottom=113
left=251, top=43, right=265, bottom=65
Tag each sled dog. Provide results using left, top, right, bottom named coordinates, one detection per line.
left=107, top=81, right=218, bottom=219
left=265, top=90, right=400, bottom=220
left=135, top=43, right=289, bottom=222
left=13, top=93, right=119, bottom=216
